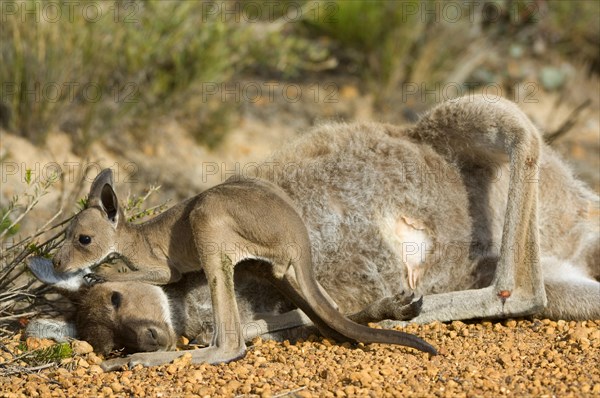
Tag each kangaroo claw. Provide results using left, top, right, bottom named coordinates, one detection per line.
left=389, top=293, right=422, bottom=320
left=84, top=273, right=106, bottom=286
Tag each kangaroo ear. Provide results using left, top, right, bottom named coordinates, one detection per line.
left=100, top=184, right=119, bottom=224
left=89, top=169, right=114, bottom=201
left=88, top=169, right=119, bottom=223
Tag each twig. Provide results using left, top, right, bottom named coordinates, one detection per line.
left=545, top=99, right=592, bottom=144
left=0, top=341, right=16, bottom=357
left=0, top=213, right=69, bottom=257
left=0, top=193, right=43, bottom=241
left=30, top=209, right=64, bottom=241
left=0, top=174, right=59, bottom=240
left=0, top=311, right=38, bottom=323
left=271, top=386, right=307, bottom=398
left=0, top=362, right=59, bottom=380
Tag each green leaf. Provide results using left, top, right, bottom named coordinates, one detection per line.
left=21, top=342, right=74, bottom=366
left=25, top=169, right=32, bottom=185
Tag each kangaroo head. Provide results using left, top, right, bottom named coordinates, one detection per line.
left=54, top=169, right=122, bottom=274
left=28, top=256, right=177, bottom=355
left=76, top=281, right=177, bottom=355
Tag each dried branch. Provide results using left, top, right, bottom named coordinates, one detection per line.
left=545, top=99, right=592, bottom=144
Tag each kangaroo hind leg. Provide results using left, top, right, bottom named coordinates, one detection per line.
left=405, top=96, right=547, bottom=323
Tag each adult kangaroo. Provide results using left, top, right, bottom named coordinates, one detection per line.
left=45, top=95, right=599, bottom=368
left=48, top=125, right=463, bottom=369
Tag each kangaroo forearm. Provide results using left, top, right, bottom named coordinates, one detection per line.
left=96, top=266, right=180, bottom=284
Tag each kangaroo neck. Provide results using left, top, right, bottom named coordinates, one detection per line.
left=120, top=199, right=196, bottom=270
left=162, top=286, right=186, bottom=336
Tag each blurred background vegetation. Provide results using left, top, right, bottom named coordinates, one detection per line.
left=1, top=0, right=598, bottom=150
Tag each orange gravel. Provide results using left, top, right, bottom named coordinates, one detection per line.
left=1, top=319, right=599, bottom=397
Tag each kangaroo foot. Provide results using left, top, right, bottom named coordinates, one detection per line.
left=348, top=292, right=422, bottom=324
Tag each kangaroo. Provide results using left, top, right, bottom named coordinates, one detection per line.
left=27, top=257, right=310, bottom=353
left=44, top=95, right=600, bottom=368
left=27, top=257, right=421, bottom=354
left=48, top=175, right=436, bottom=368
left=46, top=125, right=460, bottom=369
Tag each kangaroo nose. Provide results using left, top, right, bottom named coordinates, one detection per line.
left=140, top=327, right=167, bottom=351
left=134, top=324, right=172, bottom=351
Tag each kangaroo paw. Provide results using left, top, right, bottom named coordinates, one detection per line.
left=347, top=292, right=422, bottom=324
left=384, top=293, right=423, bottom=320
left=101, top=357, right=131, bottom=372
left=84, top=273, right=106, bottom=286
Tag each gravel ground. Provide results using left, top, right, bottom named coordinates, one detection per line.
left=1, top=319, right=599, bottom=397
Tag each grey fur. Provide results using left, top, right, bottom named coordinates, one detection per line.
left=30, top=95, right=599, bottom=368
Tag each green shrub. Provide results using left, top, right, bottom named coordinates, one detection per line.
left=0, top=0, right=321, bottom=149
left=304, top=0, right=480, bottom=100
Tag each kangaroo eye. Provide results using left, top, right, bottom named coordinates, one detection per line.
left=111, top=291, right=122, bottom=309
left=78, top=235, right=92, bottom=245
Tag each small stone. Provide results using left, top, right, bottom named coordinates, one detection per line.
left=172, top=353, right=192, bottom=366
left=71, top=340, right=94, bottom=355
left=110, top=382, right=123, bottom=393
left=225, top=380, right=241, bottom=392
left=179, top=336, right=190, bottom=346
left=255, top=356, right=267, bottom=364
left=26, top=337, right=55, bottom=350
left=264, top=369, right=276, bottom=379
left=296, top=390, right=312, bottom=398
left=569, top=327, right=590, bottom=342
left=498, top=354, right=513, bottom=367
left=60, top=358, right=73, bottom=365
left=189, top=369, right=203, bottom=381
left=582, top=384, right=591, bottom=393
left=87, top=352, right=103, bottom=365
left=358, top=370, right=373, bottom=385
left=88, top=365, right=104, bottom=374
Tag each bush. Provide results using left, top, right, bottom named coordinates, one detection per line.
left=304, top=0, right=482, bottom=100
left=0, top=0, right=321, bottom=149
